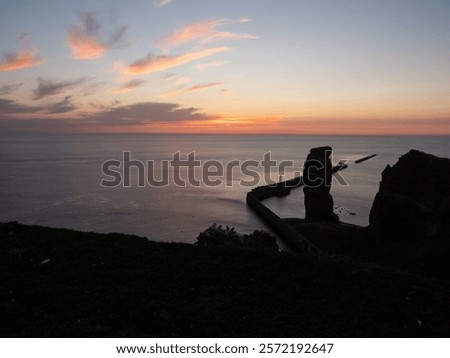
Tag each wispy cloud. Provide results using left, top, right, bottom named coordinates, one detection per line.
left=153, top=0, right=172, bottom=8
left=80, top=82, right=104, bottom=97
left=113, top=79, right=146, bottom=94
left=33, top=77, right=90, bottom=99
left=156, top=19, right=256, bottom=52
left=201, top=31, right=256, bottom=45
left=0, top=83, right=23, bottom=95
left=156, top=19, right=220, bottom=50
left=174, top=76, right=191, bottom=86
left=0, top=98, right=40, bottom=116
left=47, top=96, right=76, bottom=114
left=162, top=73, right=176, bottom=81
left=67, top=13, right=128, bottom=60
left=162, top=82, right=223, bottom=98
left=196, top=60, right=230, bottom=71
left=122, top=46, right=230, bottom=75
left=0, top=48, right=43, bottom=72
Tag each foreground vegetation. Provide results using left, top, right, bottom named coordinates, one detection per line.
left=1, top=222, right=449, bottom=337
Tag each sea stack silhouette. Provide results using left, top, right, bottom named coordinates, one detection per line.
left=303, top=146, right=339, bottom=222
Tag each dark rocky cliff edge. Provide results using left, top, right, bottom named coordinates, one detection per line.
left=365, top=150, right=450, bottom=276
left=370, top=150, right=450, bottom=240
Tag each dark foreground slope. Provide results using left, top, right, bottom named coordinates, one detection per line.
left=1, top=222, right=450, bottom=337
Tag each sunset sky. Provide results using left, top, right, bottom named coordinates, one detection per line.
left=0, top=0, right=449, bottom=135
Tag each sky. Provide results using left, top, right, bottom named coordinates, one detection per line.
left=0, top=0, right=449, bottom=135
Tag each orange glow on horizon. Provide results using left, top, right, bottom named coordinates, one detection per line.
left=62, top=114, right=450, bottom=136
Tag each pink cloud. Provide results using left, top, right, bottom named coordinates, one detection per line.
left=174, top=76, right=191, bottom=86
left=68, top=34, right=106, bottom=60
left=200, top=31, right=256, bottom=45
left=156, top=20, right=220, bottom=50
left=0, top=48, right=43, bottom=72
left=156, top=19, right=256, bottom=51
left=113, top=79, right=146, bottom=94
left=162, top=82, right=223, bottom=98
left=123, top=46, right=230, bottom=75
left=67, top=13, right=128, bottom=60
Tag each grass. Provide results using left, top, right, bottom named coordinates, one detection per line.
left=1, top=221, right=450, bottom=337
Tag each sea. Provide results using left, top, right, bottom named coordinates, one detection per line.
left=0, top=134, right=449, bottom=244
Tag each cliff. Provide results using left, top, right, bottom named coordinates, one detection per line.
left=370, top=150, right=450, bottom=240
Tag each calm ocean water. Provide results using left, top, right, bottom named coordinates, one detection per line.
left=0, top=134, right=449, bottom=243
